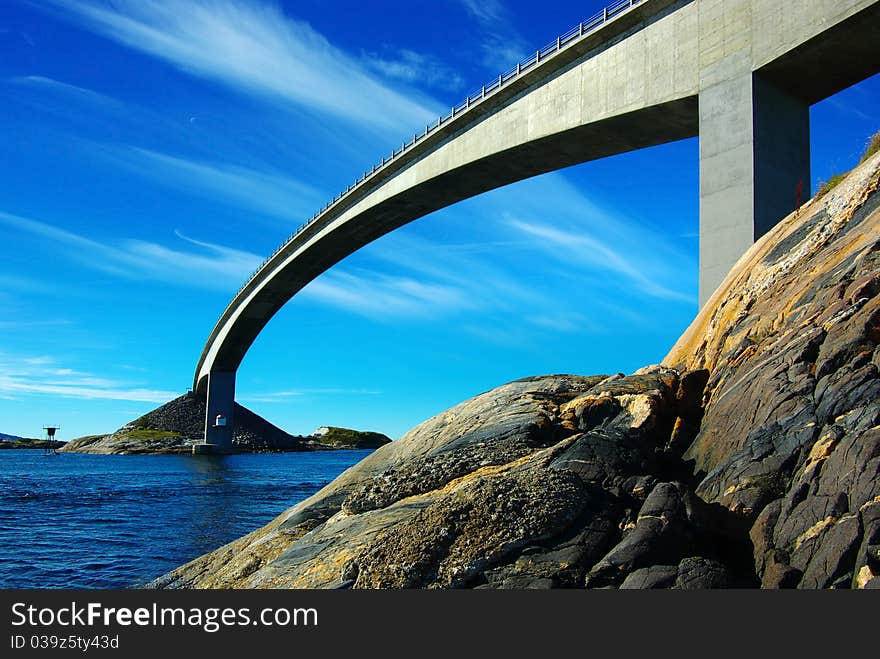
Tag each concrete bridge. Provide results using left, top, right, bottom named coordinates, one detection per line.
left=194, top=0, right=880, bottom=451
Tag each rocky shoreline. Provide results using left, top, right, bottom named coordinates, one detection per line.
left=0, top=439, right=64, bottom=450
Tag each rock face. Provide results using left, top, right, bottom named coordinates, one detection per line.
left=152, top=150, right=880, bottom=589
left=60, top=393, right=391, bottom=454
left=664, top=150, right=880, bottom=590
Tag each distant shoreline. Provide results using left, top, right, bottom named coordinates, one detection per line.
left=0, top=439, right=66, bottom=450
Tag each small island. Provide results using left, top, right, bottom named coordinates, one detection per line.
left=0, top=437, right=65, bottom=450
left=59, top=392, right=390, bottom=454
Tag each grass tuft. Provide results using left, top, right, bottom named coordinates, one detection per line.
left=816, top=172, right=848, bottom=199
left=816, top=129, right=880, bottom=199
left=859, top=130, right=880, bottom=164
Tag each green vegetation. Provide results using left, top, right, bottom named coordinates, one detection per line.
left=816, top=172, right=848, bottom=199
left=312, top=427, right=391, bottom=449
left=817, top=129, right=880, bottom=198
left=124, top=428, right=184, bottom=440
left=860, top=131, right=880, bottom=164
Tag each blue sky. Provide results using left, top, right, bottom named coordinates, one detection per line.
left=0, top=0, right=878, bottom=440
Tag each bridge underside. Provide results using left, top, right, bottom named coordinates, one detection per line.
left=203, top=96, right=701, bottom=387
left=757, top=3, right=880, bottom=105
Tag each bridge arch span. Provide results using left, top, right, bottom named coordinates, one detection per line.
left=194, top=0, right=880, bottom=449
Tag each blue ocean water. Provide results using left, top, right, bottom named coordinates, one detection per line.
left=0, top=449, right=372, bottom=589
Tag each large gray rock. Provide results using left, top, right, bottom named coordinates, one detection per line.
left=151, top=369, right=744, bottom=588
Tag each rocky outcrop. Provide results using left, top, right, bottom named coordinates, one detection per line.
left=152, top=370, right=751, bottom=589
left=664, top=149, right=880, bottom=590
left=60, top=392, right=390, bottom=454
left=151, top=149, right=880, bottom=589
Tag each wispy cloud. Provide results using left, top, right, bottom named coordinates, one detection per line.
left=468, top=171, right=697, bottom=305
left=0, top=210, right=262, bottom=290
left=95, top=145, right=325, bottom=223
left=292, top=217, right=560, bottom=323
left=457, top=0, right=506, bottom=23
left=508, top=219, right=693, bottom=303
left=240, top=388, right=382, bottom=404
left=122, top=232, right=264, bottom=285
left=7, top=75, right=123, bottom=109
left=301, top=269, right=475, bottom=320
left=827, top=96, right=880, bottom=122
left=22, top=356, right=56, bottom=366
left=0, top=353, right=179, bottom=403
left=363, top=48, right=466, bottom=93
left=297, top=165, right=695, bottom=324
left=455, top=0, right=530, bottom=72
left=0, top=274, right=57, bottom=295
left=0, top=319, right=74, bottom=330
left=526, top=312, right=597, bottom=333
left=480, top=37, right=530, bottom=73
left=2, top=74, right=201, bottom=157
left=6, top=76, right=328, bottom=225
left=42, top=0, right=441, bottom=133
left=1, top=205, right=536, bottom=323
left=366, top=233, right=546, bottom=311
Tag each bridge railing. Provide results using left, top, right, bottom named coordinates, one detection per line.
left=228, top=0, right=645, bottom=303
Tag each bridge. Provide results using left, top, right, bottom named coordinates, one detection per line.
left=193, top=0, right=880, bottom=451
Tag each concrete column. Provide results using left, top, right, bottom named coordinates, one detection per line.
left=698, top=69, right=809, bottom=306
left=204, top=370, right=235, bottom=453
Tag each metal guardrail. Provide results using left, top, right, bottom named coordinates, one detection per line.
left=230, top=0, right=645, bottom=302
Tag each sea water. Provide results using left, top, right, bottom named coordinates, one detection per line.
left=0, top=449, right=371, bottom=588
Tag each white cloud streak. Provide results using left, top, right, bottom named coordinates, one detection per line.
left=508, top=219, right=693, bottom=303
left=42, top=0, right=441, bottom=133
left=455, top=0, right=530, bottom=72
left=7, top=75, right=123, bottom=109
left=0, top=274, right=57, bottom=294
left=294, top=164, right=695, bottom=324
left=457, top=0, right=506, bottom=24
left=96, top=145, right=324, bottom=223
left=7, top=75, right=329, bottom=225
left=301, top=269, right=475, bottom=320
left=0, top=319, right=74, bottom=330
left=0, top=353, right=179, bottom=403
left=240, top=388, right=381, bottom=404
left=0, top=210, right=262, bottom=290
left=363, top=48, right=466, bottom=93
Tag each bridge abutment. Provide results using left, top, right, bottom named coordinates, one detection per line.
left=201, top=370, right=236, bottom=454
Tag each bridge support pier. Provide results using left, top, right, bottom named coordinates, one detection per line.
left=201, top=370, right=236, bottom=454
left=698, top=62, right=811, bottom=306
